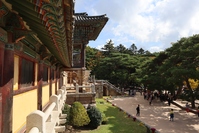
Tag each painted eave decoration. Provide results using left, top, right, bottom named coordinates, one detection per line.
left=74, top=12, right=109, bottom=45
left=4, top=0, right=75, bottom=67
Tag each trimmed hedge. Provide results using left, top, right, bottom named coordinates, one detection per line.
left=69, top=102, right=90, bottom=127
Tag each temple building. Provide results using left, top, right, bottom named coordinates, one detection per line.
left=0, top=0, right=108, bottom=132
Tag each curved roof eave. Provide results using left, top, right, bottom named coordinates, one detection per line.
left=74, top=12, right=109, bottom=43
left=5, top=0, right=75, bottom=67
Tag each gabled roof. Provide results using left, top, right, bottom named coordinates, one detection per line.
left=74, top=12, right=109, bottom=44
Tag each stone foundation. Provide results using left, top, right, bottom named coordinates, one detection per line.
left=66, top=93, right=96, bottom=105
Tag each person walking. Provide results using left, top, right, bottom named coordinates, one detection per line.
left=136, top=104, right=140, bottom=116
left=168, top=97, right=171, bottom=106
left=170, top=109, right=174, bottom=121
left=149, top=96, right=152, bottom=105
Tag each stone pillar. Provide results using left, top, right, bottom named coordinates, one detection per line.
left=26, top=110, right=46, bottom=133
left=91, top=83, right=95, bottom=93
left=81, top=67, right=86, bottom=85
left=75, top=84, right=79, bottom=93
left=62, top=71, right=67, bottom=86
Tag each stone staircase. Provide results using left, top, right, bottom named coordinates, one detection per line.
left=96, top=80, right=123, bottom=95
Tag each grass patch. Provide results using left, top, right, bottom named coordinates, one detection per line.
left=80, top=98, right=148, bottom=133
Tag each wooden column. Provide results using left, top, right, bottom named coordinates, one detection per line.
left=56, top=67, right=61, bottom=93
left=55, top=68, right=58, bottom=93
left=55, top=66, right=60, bottom=94
left=37, top=61, right=43, bottom=110
left=0, top=43, right=4, bottom=133
left=49, top=67, right=52, bottom=96
left=57, top=68, right=61, bottom=93
left=2, top=43, right=14, bottom=133
left=81, top=44, right=86, bottom=67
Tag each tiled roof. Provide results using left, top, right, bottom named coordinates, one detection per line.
left=75, top=12, right=108, bottom=24
left=74, top=12, right=109, bottom=42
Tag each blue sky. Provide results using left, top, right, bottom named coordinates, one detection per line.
left=75, top=0, right=199, bottom=53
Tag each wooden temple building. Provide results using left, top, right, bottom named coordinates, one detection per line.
left=0, top=0, right=108, bottom=132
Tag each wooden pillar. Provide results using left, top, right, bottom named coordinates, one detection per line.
left=81, top=45, right=86, bottom=67
left=37, top=61, right=43, bottom=110
left=2, top=43, right=14, bottom=133
left=49, top=67, right=52, bottom=96
left=0, top=43, right=4, bottom=133
left=55, top=68, right=58, bottom=93
left=55, top=66, right=61, bottom=94
left=57, top=67, right=61, bottom=94
left=0, top=94, right=2, bottom=133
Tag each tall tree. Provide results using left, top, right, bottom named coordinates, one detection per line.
left=129, top=43, right=137, bottom=54
left=137, top=48, right=145, bottom=54
left=86, top=46, right=103, bottom=70
left=101, top=39, right=115, bottom=56
left=116, top=44, right=127, bottom=53
left=141, top=52, right=168, bottom=92
left=159, top=35, right=199, bottom=108
left=92, top=53, right=138, bottom=88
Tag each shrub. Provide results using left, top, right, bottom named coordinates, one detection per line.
left=69, top=102, right=90, bottom=127
left=87, top=106, right=102, bottom=129
left=62, top=104, right=70, bottom=124
left=101, top=113, right=108, bottom=124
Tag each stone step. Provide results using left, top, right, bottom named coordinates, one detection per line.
left=66, top=89, right=76, bottom=93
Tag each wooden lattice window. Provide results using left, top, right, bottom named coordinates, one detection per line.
left=20, top=58, right=34, bottom=88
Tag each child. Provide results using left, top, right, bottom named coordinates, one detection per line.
left=170, top=109, right=174, bottom=121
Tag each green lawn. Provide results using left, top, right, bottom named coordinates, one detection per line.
left=81, top=98, right=148, bottom=133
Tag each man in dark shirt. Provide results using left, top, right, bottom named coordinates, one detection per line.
left=136, top=104, right=140, bottom=116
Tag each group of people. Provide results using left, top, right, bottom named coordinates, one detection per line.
left=135, top=95, right=199, bottom=122
left=143, top=91, right=160, bottom=106
left=136, top=104, right=199, bottom=122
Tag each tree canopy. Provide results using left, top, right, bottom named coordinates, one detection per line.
left=86, top=35, right=199, bottom=108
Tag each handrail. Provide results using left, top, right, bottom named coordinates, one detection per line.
left=44, top=102, right=56, bottom=122
left=29, top=127, right=39, bottom=133
left=97, top=80, right=121, bottom=93
left=65, top=84, right=95, bottom=94
left=26, top=85, right=67, bottom=133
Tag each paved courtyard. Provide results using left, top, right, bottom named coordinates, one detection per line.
left=109, top=94, right=199, bottom=133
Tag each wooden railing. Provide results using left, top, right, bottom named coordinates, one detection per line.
left=26, top=86, right=67, bottom=133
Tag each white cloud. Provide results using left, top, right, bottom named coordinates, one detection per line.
left=149, top=46, right=164, bottom=53
left=75, top=0, right=199, bottom=52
